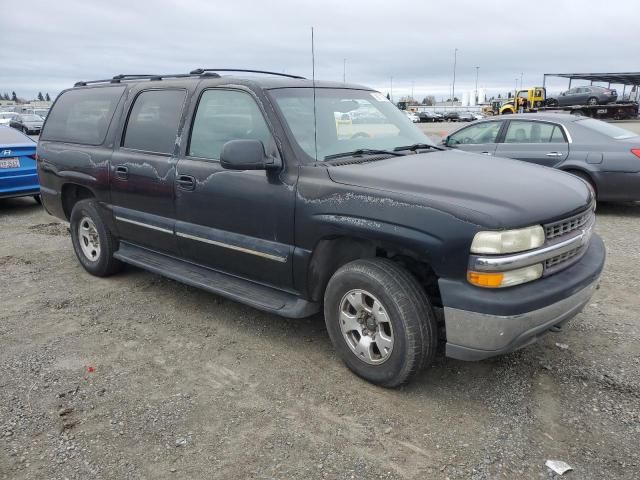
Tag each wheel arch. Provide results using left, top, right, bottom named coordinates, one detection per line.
left=306, top=235, right=442, bottom=307
left=61, top=183, right=97, bottom=220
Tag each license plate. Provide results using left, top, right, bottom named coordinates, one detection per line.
left=0, top=157, right=19, bottom=169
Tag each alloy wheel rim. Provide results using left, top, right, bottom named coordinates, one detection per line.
left=78, top=216, right=101, bottom=261
left=339, top=289, right=394, bottom=365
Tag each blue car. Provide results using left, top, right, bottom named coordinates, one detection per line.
left=0, top=126, right=40, bottom=202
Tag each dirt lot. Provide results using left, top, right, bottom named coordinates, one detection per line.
left=1, top=197, right=640, bottom=479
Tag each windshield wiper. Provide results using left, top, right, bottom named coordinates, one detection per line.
left=393, top=143, right=445, bottom=152
left=324, top=148, right=406, bottom=161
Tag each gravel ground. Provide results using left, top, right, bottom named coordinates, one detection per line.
left=1, top=188, right=640, bottom=478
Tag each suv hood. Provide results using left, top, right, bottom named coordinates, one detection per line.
left=327, top=150, right=591, bottom=229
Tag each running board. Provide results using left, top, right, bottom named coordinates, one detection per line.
left=114, top=242, right=319, bottom=318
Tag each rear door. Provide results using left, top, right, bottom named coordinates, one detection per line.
left=494, top=120, right=569, bottom=167
left=109, top=88, right=188, bottom=254
left=446, top=120, right=504, bottom=156
left=173, top=87, right=296, bottom=289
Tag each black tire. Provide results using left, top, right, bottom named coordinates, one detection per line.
left=546, top=99, right=559, bottom=107
left=33, top=194, right=42, bottom=205
left=587, top=97, right=599, bottom=106
left=70, top=199, right=123, bottom=277
left=324, top=258, right=437, bottom=388
left=571, top=109, right=585, bottom=117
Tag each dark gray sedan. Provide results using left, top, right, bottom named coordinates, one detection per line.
left=9, top=114, right=44, bottom=135
left=443, top=113, right=640, bottom=201
left=547, top=86, right=617, bottom=107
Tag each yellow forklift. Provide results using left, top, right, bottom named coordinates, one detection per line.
left=499, top=87, right=546, bottom=114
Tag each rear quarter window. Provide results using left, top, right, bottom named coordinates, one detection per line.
left=40, top=86, right=125, bottom=145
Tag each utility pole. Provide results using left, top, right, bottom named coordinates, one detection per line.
left=452, top=48, right=458, bottom=104
left=475, top=66, right=479, bottom=104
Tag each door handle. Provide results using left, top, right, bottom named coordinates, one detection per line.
left=480, top=151, right=493, bottom=155
left=176, top=175, right=196, bottom=191
left=115, top=165, right=129, bottom=179
left=546, top=152, right=563, bottom=157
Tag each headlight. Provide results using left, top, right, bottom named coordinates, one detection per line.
left=468, top=264, right=543, bottom=288
left=470, top=225, right=545, bottom=254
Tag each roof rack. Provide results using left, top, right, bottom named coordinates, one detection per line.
left=189, top=68, right=305, bottom=79
left=73, top=68, right=303, bottom=88
left=73, top=72, right=221, bottom=87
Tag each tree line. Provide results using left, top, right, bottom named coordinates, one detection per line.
left=1, top=91, right=52, bottom=103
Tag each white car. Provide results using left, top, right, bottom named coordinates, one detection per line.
left=472, top=112, right=485, bottom=120
left=405, top=111, right=420, bottom=123
left=0, top=112, right=18, bottom=126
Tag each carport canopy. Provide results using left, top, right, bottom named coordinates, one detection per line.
left=543, top=72, right=640, bottom=89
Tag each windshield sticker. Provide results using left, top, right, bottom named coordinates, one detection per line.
left=371, top=92, right=389, bottom=102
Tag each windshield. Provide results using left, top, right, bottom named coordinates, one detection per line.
left=21, top=115, right=42, bottom=122
left=269, top=88, right=433, bottom=160
left=577, top=118, right=637, bottom=140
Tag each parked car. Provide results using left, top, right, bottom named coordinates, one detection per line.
left=417, top=111, right=441, bottom=123
left=444, top=113, right=640, bottom=201
left=471, top=112, right=485, bottom=120
left=458, top=111, right=475, bottom=122
left=0, top=111, right=19, bottom=126
left=547, top=86, right=617, bottom=107
left=9, top=114, right=44, bottom=135
left=405, top=111, right=420, bottom=123
left=38, top=71, right=604, bottom=387
left=0, top=126, right=40, bottom=201
left=443, top=111, right=459, bottom=121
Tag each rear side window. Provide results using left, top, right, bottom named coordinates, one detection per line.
left=504, top=121, right=566, bottom=143
left=123, top=89, right=186, bottom=155
left=41, top=86, right=125, bottom=145
left=188, top=89, right=273, bottom=160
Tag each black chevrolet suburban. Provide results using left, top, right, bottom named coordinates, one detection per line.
left=37, top=69, right=605, bottom=387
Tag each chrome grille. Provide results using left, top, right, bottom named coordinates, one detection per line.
left=545, top=246, right=583, bottom=269
left=545, top=209, right=593, bottom=240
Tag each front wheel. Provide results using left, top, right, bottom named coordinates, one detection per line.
left=324, top=258, right=437, bottom=387
left=70, top=199, right=123, bottom=277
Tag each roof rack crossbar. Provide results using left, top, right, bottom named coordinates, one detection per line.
left=74, top=73, right=216, bottom=87
left=190, top=68, right=305, bottom=79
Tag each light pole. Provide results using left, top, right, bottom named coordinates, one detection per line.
left=520, top=72, right=523, bottom=90
left=514, top=78, right=518, bottom=97
left=411, top=81, right=414, bottom=104
left=343, top=58, right=346, bottom=83
left=452, top=48, right=458, bottom=104
left=474, top=66, right=479, bottom=104
left=390, top=76, right=393, bottom=103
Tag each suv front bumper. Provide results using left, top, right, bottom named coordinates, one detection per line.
left=439, top=234, right=605, bottom=361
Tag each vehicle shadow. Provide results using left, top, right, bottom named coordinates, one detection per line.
left=596, top=201, right=640, bottom=217
left=0, top=196, right=42, bottom=214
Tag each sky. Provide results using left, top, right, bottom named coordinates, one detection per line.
left=1, top=0, right=638, bottom=102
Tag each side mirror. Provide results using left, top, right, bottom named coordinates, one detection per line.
left=441, top=136, right=450, bottom=146
left=220, top=139, right=280, bottom=171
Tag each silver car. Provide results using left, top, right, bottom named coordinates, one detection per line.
left=443, top=113, right=640, bottom=201
left=548, top=86, right=617, bottom=107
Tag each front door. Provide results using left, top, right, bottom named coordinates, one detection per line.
left=494, top=120, right=569, bottom=167
left=174, top=87, right=296, bottom=290
left=446, top=120, right=503, bottom=156
left=110, top=88, right=187, bottom=253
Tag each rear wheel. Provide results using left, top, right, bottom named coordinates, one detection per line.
left=70, top=199, right=123, bottom=277
left=587, top=97, right=599, bottom=106
left=33, top=195, right=42, bottom=205
left=324, top=258, right=437, bottom=387
left=571, top=109, right=586, bottom=117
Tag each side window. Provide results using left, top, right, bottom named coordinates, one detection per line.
left=123, top=89, right=186, bottom=155
left=40, top=86, right=125, bottom=145
left=188, top=89, right=273, bottom=160
left=448, top=122, right=502, bottom=145
left=550, top=125, right=567, bottom=143
left=504, top=121, right=558, bottom=143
